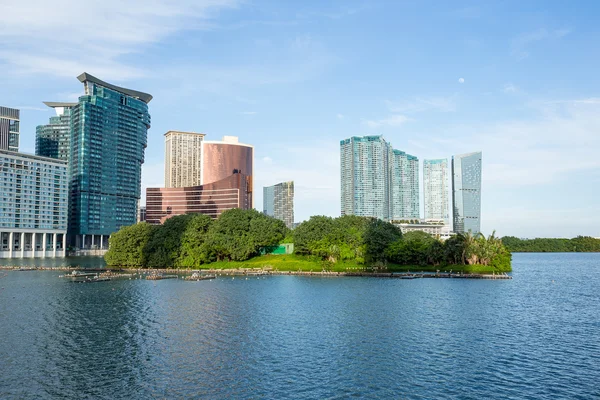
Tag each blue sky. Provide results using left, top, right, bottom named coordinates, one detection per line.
left=1, top=0, right=599, bottom=238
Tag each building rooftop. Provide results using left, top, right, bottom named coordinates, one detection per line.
left=43, top=102, right=78, bottom=108
left=164, top=131, right=206, bottom=137
left=0, top=149, right=68, bottom=164
left=77, top=72, right=153, bottom=104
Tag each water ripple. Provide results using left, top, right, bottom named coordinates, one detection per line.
left=1, top=254, right=600, bottom=399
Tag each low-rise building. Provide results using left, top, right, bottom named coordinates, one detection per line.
left=146, top=172, right=251, bottom=224
left=392, top=219, right=455, bottom=241
left=0, top=150, right=68, bottom=258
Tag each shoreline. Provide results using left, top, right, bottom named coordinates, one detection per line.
left=0, top=266, right=512, bottom=279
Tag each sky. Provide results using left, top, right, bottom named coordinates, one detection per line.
left=1, top=0, right=599, bottom=238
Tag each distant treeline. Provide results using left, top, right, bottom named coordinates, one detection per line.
left=501, top=236, right=600, bottom=252
left=105, top=210, right=511, bottom=272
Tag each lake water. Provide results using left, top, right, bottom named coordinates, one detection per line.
left=0, top=253, right=599, bottom=399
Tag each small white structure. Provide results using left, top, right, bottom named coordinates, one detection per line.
left=392, top=219, right=455, bottom=241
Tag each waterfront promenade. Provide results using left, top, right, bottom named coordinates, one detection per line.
left=0, top=265, right=511, bottom=279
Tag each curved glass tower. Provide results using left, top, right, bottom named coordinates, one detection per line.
left=68, top=73, right=151, bottom=248
left=451, top=152, right=482, bottom=234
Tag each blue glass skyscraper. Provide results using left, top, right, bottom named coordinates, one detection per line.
left=452, top=152, right=482, bottom=234
left=38, top=73, right=152, bottom=248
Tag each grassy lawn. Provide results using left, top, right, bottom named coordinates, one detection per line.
left=195, top=254, right=363, bottom=272
left=191, top=255, right=507, bottom=274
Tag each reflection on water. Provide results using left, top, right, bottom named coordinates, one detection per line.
left=0, top=253, right=599, bottom=399
left=0, top=256, right=106, bottom=269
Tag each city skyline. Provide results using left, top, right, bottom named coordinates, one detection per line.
left=1, top=1, right=599, bottom=237
left=340, top=135, right=419, bottom=222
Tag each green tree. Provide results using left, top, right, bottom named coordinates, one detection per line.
left=145, top=214, right=195, bottom=268
left=105, top=222, right=154, bottom=267
left=363, top=218, right=402, bottom=264
left=178, top=214, right=214, bottom=267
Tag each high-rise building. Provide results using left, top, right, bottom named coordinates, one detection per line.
left=340, top=136, right=393, bottom=220
left=36, top=102, right=77, bottom=162
left=423, top=159, right=449, bottom=223
left=0, top=106, right=20, bottom=152
left=263, top=181, right=294, bottom=229
left=391, top=150, right=420, bottom=220
left=452, top=152, right=482, bottom=234
left=0, top=149, right=68, bottom=258
left=341, top=135, right=419, bottom=221
left=63, top=72, right=151, bottom=248
left=164, top=131, right=205, bottom=188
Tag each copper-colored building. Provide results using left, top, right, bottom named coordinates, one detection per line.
left=147, top=135, right=254, bottom=224
left=201, top=136, right=253, bottom=188
left=146, top=173, right=252, bottom=224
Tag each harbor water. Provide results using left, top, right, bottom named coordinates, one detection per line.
left=0, top=253, right=599, bottom=399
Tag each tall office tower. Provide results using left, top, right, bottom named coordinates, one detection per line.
left=0, top=106, right=20, bottom=151
left=36, top=102, right=77, bottom=161
left=263, top=181, right=294, bottom=229
left=340, top=136, right=393, bottom=220
left=391, top=150, right=420, bottom=220
left=67, top=72, right=151, bottom=248
left=423, top=159, right=449, bottom=223
left=452, top=152, right=482, bottom=234
left=0, top=150, right=68, bottom=259
left=164, top=131, right=205, bottom=188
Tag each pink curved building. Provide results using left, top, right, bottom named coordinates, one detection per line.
left=146, top=135, right=254, bottom=224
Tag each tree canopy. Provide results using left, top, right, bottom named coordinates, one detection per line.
left=501, top=236, right=600, bottom=252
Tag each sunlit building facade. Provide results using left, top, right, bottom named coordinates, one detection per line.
left=423, top=158, right=449, bottom=224
left=67, top=73, right=151, bottom=248
left=0, top=106, right=20, bottom=152
left=164, top=131, right=205, bottom=188
left=263, top=181, right=294, bottom=229
left=391, top=150, right=420, bottom=220
left=340, top=136, right=392, bottom=220
left=452, top=152, right=482, bottom=234
left=0, top=150, right=68, bottom=258
left=146, top=173, right=251, bottom=223
left=147, top=135, right=253, bottom=223
left=341, top=135, right=419, bottom=221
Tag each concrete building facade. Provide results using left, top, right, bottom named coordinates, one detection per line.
left=0, top=150, right=68, bottom=258
left=341, top=135, right=419, bottom=221
left=164, top=131, right=205, bottom=188
left=0, top=106, right=20, bottom=152
left=263, top=181, right=294, bottom=229
left=423, top=158, right=449, bottom=224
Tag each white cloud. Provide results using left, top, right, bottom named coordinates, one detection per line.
left=511, top=28, right=571, bottom=60
left=0, top=0, right=239, bottom=80
left=262, top=156, right=273, bottom=164
left=241, top=111, right=257, bottom=115
left=503, top=83, right=520, bottom=93
left=363, top=115, right=410, bottom=128
left=458, top=78, right=465, bottom=84
left=336, top=113, right=345, bottom=120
